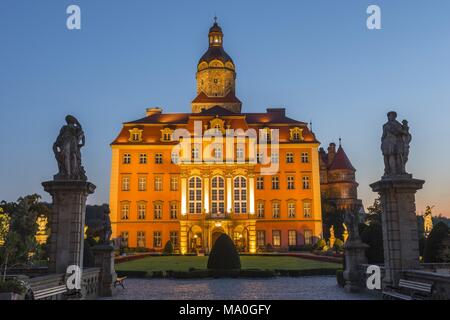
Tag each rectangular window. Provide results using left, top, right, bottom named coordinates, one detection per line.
left=192, top=146, right=200, bottom=161
left=257, top=230, right=266, bottom=247
left=153, top=231, right=162, bottom=248
left=256, top=176, right=264, bottom=190
left=122, top=176, right=130, bottom=191
left=288, top=202, right=296, bottom=218
left=303, top=201, right=312, bottom=218
left=236, top=147, right=245, bottom=162
left=271, top=152, right=279, bottom=164
left=154, top=176, right=163, bottom=191
left=271, top=176, right=279, bottom=190
left=288, top=230, right=297, bottom=246
left=120, top=231, right=129, bottom=247
left=301, top=152, right=309, bottom=163
left=272, top=202, right=280, bottom=218
left=170, top=202, right=178, bottom=219
left=123, top=153, right=131, bottom=164
left=155, top=153, right=163, bottom=164
left=257, top=202, right=265, bottom=218
left=137, top=202, right=146, bottom=220
left=120, top=203, right=130, bottom=220
left=286, top=152, right=294, bottom=163
left=154, top=203, right=162, bottom=220
left=302, top=176, right=310, bottom=189
left=170, top=231, right=179, bottom=247
left=137, top=231, right=146, bottom=248
left=139, top=153, right=147, bottom=164
left=272, top=230, right=281, bottom=247
left=214, top=146, right=222, bottom=161
left=287, top=176, right=295, bottom=190
left=138, top=176, right=147, bottom=191
left=304, top=230, right=312, bottom=245
left=170, top=177, right=179, bottom=191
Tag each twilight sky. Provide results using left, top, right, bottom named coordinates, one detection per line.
left=1, top=0, right=449, bottom=217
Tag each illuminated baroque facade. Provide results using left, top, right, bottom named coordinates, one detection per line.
left=109, top=21, right=323, bottom=253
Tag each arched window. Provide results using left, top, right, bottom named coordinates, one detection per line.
left=234, top=176, right=247, bottom=214
left=189, top=177, right=202, bottom=214
left=211, top=177, right=225, bottom=214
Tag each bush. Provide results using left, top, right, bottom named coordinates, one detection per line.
left=0, top=280, right=25, bottom=294
left=314, top=239, right=327, bottom=251
left=424, top=222, right=449, bottom=263
left=207, top=234, right=241, bottom=270
left=333, top=239, right=344, bottom=252
left=163, top=240, right=174, bottom=255
left=288, top=245, right=314, bottom=252
left=360, top=222, right=384, bottom=264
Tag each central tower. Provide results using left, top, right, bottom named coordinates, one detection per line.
left=191, top=18, right=242, bottom=113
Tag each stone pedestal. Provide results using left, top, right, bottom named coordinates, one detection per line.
left=343, top=240, right=369, bottom=292
left=92, top=244, right=116, bottom=297
left=42, top=180, right=96, bottom=274
left=370, top=176, right=424, bottom=287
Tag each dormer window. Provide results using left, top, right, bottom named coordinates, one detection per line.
left=129, top=128, right=143, bottom=142
left=260, top=127, right=271, bottom=142
left=160, top=128, right=173, bottom=142
left=289, top=127, right=304, bottom=142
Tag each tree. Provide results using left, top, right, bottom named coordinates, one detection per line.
left=423, top=222, right=449, bottom=263
left=207, top=234, right=241, bottom=270
left=360, top=223, right=384, bottom=263
left=366, top=197, right=382, bottom=225
left=163, top=240, right=174, bottom=254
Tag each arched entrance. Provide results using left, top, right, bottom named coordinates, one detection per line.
left=188, top=225, right=203, bottom=253
left=211, top=227, right=225, bottom=248
left=233, top=225, right=249, bottom=252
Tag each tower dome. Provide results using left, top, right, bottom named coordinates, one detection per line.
left=192, top=18, right=241, bottom=114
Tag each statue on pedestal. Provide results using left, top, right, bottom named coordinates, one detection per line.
left=423, top=205, right=434, bottom=238
left=381, top=111, right=411, bottom=177
left=53, top=115, right=87, bottom=181
left=329, top=225, right=336, bottom=248
left=99, top=205, right=112, bottom=245
left=344, top=209, right=361, bottom=241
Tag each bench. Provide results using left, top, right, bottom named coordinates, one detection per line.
left=114, top=276, right=127, bottom=289
left=32, top=285, right=68, bottom=300
left=383, top=279, right=433, bottom=300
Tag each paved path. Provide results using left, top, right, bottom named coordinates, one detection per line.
left=103, top=276, right=379, bottom=300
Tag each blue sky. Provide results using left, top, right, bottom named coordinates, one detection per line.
left=1, top=0, right=449, bottom=216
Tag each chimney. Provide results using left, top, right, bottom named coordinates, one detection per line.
left=327, top=143, right=336, bottom=166
left=266, top=108, right=285, bottom=117
left=146, top=107, right=162, bottom=117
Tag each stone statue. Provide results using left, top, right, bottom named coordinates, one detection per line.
left=53, top=115, right=87, bottom=181
left=381, top=111, right=411, bottom=177
left=344, top=210, right=360, bottom=241
left=99, top=205, right=112, bottom=245
left=423, top=205, right=434, bottom=238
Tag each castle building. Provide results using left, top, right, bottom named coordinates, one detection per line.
left=109, top=20, right=323, bottom=254
left=319, top=142, right=363, bottom=218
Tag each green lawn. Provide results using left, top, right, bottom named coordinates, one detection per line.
left=115, top=256, right=340, bottom=272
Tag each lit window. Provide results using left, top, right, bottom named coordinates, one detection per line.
left=303, top=201, right=312, bottom=218
left=214, top=146, right=222, bottom=161
left=236, top=147, right=245, bottom=162
left=188, top=177, right=202, bottom=214
left=154, top=176, right=163, bottom=191
left=257, top=230, right=266, bottom=247
left=257, top=201, right=265, bottom=218
left=233, top=176, right=247, bottom=214
left=170, top=177, right=179, bottom=191
left=302, top=176, right=310, bottom=189
left=153, top=231, right=162, bottom=248
left=123, top=153, right=131, bottom=164
left=120, top=202, right=130, bottom=220
left=286, top=152, right=294, bottom=163
left=272, top=230, right=281, bottom=247
left=120, top=232, right=129, bottom=247
left=271, top=152, right=279, bottom=164
left=192, top=146, right=200, bottom=161
left=137, top=231, right=146, bottom=248
left=170, top=202, right=178, bottom=219
left=137, top=202, right=146, bottom=220
left=301, top=152, right=309, bottom=163
left=211, top=177, right=225, bottom=214
left=287, top=176, right=295, bottom=190
left=170, top=231, right=179, bottom=247
left=256, top=177, right=264, bottom=190
left=122, top=176, right=130, bottom=191
left=171, top=152, right=179, bottom=164
left=288, top=202, right=296, bottom=218
left=304, top=230, right=312, bottom=245
left=288, top=230, right=297, bottom=246
left=155, top=153, right=163, bottom=164
left=138, top=176, right=147, bottom=191
left=290, top=127, right=303, bottom=142
left=271, top=176, right=279, bottom=190
left=139, top=153, right=147, bottom=164
left=153, top=202, right=163, bottom=220
left=272, top=202, right=280, bottom=218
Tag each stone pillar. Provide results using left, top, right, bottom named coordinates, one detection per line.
left=226, top=175, right=232, bottom=213
left=248, top=175, right=255, bottom=215
left=92, top=244, right=116, bottom=297
left=343, top=240, right=369, bottom=292
left=370, top=177, right=424, bottom=287
left=181, top=176, right=187, bottom=216
left=42, top=180, right=96, bottom=274
left=203, top=175, right=210, bottom=214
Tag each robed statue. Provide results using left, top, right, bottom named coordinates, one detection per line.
left=381, top=111, right=412, bottom=177
left=344, top=210, right=361, bottom=241
left=99, top=205, right=113, bottom=245
left=53, top=115, right=87, bottom=181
